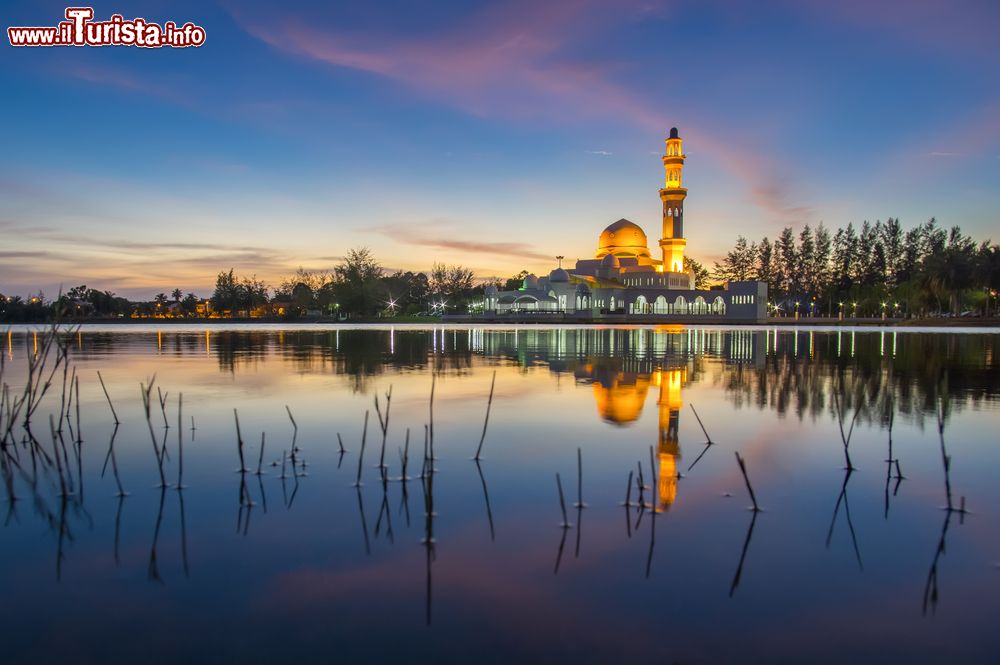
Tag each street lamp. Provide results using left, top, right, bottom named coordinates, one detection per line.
left=881, top=301, right=887, bottom=321
left=838, top=301, right=844, bottom=321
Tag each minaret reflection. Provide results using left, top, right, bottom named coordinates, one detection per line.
left=655, top=367, right=685, bottom=509
left=585, top=360, right=688, bottom=510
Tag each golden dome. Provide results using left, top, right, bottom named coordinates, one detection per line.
left=596, top=219, right=652, bottom=262
left=599, top=219, right=646, bottom=250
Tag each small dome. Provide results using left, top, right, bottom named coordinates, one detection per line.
left=548, top=267, right=569, bottom=282
left=485, top=284, right=498, bottom=294
left=669, top=127, right=679, bottom=139
left=522, top=274, right=539, bottom=290
left=601, top=254, right=621, bottom=268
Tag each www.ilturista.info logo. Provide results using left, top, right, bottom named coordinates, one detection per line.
left=8, top=7, right=206, bottom=48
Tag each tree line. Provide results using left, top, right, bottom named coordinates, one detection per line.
left=712, top=218, right=1000, bottom=316
left=0, top=248, right=485, bottom=322
left=0, top=285, right=204, bottom=322
left=229, top=248, right=479, bottom=318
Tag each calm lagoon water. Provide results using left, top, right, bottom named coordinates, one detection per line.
left=1, top=324, right=998, bottom=664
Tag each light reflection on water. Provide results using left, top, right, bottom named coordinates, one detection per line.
left=0, top=325, right=998, bottom=664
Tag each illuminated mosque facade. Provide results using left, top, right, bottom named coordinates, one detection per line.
left=481, top=128, right=767, bottom=322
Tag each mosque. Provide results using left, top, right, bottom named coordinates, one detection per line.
left=479, top=128, right=767, bottom=322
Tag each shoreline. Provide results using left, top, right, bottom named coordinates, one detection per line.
left=3, top=316, right=999, bottom=329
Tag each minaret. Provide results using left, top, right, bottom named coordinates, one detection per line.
left=659, top=127, right=687, bottom=273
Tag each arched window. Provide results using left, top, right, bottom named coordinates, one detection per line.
left=693, top=296, right=707, bottom=314
left=674, top=295, right=687, bottom=314
left=634, top=295, right=648, bottom=314
left=713, top=296, right=726, bottom=315
left=654, top=295, right=668, bottom=314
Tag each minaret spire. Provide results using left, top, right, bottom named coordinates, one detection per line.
left=658, top=127, right=688, bottom=274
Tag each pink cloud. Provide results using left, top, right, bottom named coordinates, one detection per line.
left=233, top=0, right=669, bottom=125
left=229, top=0, right=812, bottom=224
left=369, top=222, right=555, bottom=262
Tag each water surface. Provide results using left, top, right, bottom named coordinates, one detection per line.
left=1, top=325, right=998, bottom=663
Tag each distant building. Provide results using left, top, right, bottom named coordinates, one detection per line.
left=478, top=128, right=768, bottom=322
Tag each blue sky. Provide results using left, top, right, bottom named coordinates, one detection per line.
left=2, top=0, right=998, bottom=297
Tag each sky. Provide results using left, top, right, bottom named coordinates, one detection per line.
left=2, top=0, right=998, bottom=299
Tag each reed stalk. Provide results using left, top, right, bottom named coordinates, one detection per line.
left=735, top=451, right=760, bottom=512
left=474, top=371, right=496, bottom=460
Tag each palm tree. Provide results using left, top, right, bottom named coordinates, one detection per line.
left=171, top=288, right=183, bottom=303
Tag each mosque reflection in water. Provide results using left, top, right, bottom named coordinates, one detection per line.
left=479, top=327, right=764, bottom=511
left=587, top=364, right=687, bottom=509
left=192, top=326, right=764, bottom=511
left=56, top=325, right=1000, bottom=500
